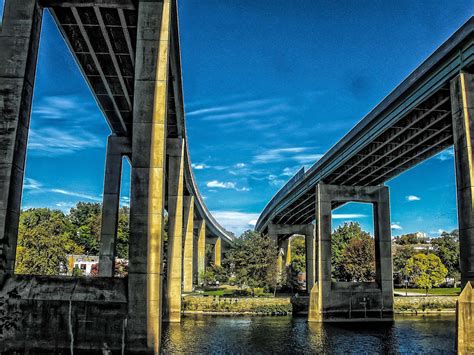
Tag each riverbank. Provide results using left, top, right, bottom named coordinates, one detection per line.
left=182, top=295, right=457, bottom=315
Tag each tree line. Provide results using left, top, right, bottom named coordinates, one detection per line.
left=15, top=203, right=129, bottom=276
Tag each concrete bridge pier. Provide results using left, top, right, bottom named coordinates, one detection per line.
left=451, top=72, right=474, bottom=352
left=164, top=138, right=185, bottom=323
left=309, top=183, right=393, bottom=322
left=268, top=224, right=314, bottom=289
left=98, top=135, right=131, bottom=277
left=0, top=0, right=43, bottom=286
left=214, top=237, right=222, bottom=267
left=127, top=0, right=171, bottom=352
left=182, top=196, right=195, bottom=292
left=197, top=219, right=206, bottom=285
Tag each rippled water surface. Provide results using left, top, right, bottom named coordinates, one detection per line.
left=162, top=314, right=455, bottom=354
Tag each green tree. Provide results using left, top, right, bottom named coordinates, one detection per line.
left=393, top=244, right=417, bottom=276
left=116, top=206, right=130, bottom=259
left=431, top=230, right=460, bottom=281
left=403, top=253, right=448, bottom=295
left=341, top=233, right=375, bottom=282
left=225, top=230, right=278, bottom=291
left=15, top=208, right=83, bottom=275
left=68, top=202, right=101, bottom=255
left=331, top=222, right=371, bottom=280
left=290, top=235, right=306, bottom=273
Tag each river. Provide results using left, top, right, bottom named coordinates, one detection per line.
left=162, top=314, right=456, bottom=354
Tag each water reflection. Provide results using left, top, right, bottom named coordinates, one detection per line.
left=162, top=315, right=455, bottom=354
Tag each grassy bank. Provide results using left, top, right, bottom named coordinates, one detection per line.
left=394, top=288, right=460, bottom=296
left=183, top=296, right=292, bottom=315
left=183, top=294, right=457, bottom=315
left=394, top=296, right=457, bottom=313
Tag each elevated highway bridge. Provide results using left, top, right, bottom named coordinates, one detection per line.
left=256, top=17, right=474, bottom=326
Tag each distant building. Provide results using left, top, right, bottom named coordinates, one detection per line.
left=66, top=255, right=99, bottom=276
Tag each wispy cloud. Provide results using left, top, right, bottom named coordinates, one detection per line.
left=391, top=223, right=403, bottom=230
left=254, top=147, right=323, bottom=164
left=187, top=98, right=277, bottom=117
left=211, top=211, right=260, bottom=236
left=28, top=128, right=102, bottom=155
left=406, top=195, right=421, bottom=201
left=23, top=178, right=101, bottom=202
left=332, top=213, right=367, bottom=219
left=206, top=180, right=250, bottom=192
left=29, top=95, right=104, bottom=156
left=49, top=189, right=101, bottom=202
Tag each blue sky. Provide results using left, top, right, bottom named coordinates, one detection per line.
left=9, top=1, right=473, bottom=236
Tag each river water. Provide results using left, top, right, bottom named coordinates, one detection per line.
left=162, top=314, right=456, bottom=354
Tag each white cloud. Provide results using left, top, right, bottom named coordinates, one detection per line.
left=23, top=178, right=42, bottom=190
left=50, top=188, right=101, bottom=202
left=282, top=166, right=301, bottom=176
left=187, top=98, right=277, bottom=117
left=332, top=213, right=367, bottom=219
left=436, top=147, right=454, bottom=161
left=192, top=163, right=209, bottom=170
left=234, top=163, right=246, bottom=168
left=28, top=128, right=102, bottom=155
left=206, top=180, right=249, bottom=192
left=254, top=147, right=323, bottom=165
left=211, top=211, right=260, bottom=236
left=391, top=223, right=403, bottom=230
left=406, top=195, right=421, bottom=201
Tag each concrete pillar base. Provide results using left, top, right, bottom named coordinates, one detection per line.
left=457, top=282, right=474, bottom=353
left=308, top=283, right=321, bottom=322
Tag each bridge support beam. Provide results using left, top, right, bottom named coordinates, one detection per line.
left=309, top=183, right=393, bottom=322
left=268, top=224, right=314, bottom=290
left=182, top=196, right=194, bottom=292
left=99, top=135, right=130, bottom=277
left=0, top=0, right=43, bottom=286
left=197, top=219, right=206, bottom=285
left=127, top=0, right=170, bottom=352
left=214, top=237, right=222, bottom=267
left=451, top=72, right=474, bottom=288
left=164, top=138, right=185, bottom=323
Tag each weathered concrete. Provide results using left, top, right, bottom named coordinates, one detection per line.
left=99, top=135, right=131, bottom=277
left=127, top=0, right=170, bottom=352
left=214, top=237, right=222, bottom=267
left=309, top=183, right=393, bottom=322
left=0, top=275, right=127, bottom=353
left=0, top=0, right=43, bottom=286
left=197, top=219, right=206, bottom=284
left=451, top=72, right=474, bottom=288
left=457, top=281, right=474, bottom=353
left=268, top=224, right=313, bottom=290
left=164, top=138, right=185, bottom=323
left=182, top=196, right=194, bottom=292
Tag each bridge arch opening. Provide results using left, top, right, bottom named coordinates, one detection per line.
left=331, top=202, right=376, bottom=283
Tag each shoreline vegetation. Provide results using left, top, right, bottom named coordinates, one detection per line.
left=182, top=293, right=458, bottom=316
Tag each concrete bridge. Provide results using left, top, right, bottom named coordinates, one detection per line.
left=0, top=0, right=473, bottom=353
left=0, top=0, right=233, bottom=352
left=255, top=15, right=474, bottom=343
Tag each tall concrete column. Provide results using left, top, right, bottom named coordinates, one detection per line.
left=127, top=0, right=170, bottom=352
left=451, top=72, right=474, bottom=287
left=164, top=138, right=185, bottom=323
left=0, top=0, right=43, bottom=285
left=279, top=238, right=290, bottom=267
left=214, top=237, right=222, bottom=267
left=305, top=229, right=316, bottom=293
left=182, top=196, right=194, bottom=292
left=99, top=135, right=130, bottom=277
left=197, top=219, right=206, bottom=285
